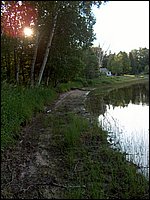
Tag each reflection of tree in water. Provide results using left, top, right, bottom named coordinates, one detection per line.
left=86, top=82, right=149, bottom=116
left=104, top=88, right=131, bottom=108
left=105, top=82, right=149, bottom=107
left=130, top=83, right=149, bottom=105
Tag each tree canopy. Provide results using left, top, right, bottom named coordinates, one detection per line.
left=106, top=48, right=149, bottom=75
left=1, top=1, right=105, bottom=86
left=1, top=1, right=148, bottom=86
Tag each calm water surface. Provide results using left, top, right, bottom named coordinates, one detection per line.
left=86, top=82, right=149, bottom=178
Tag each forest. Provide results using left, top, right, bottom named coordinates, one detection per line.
left=1, top=1, right=149, bottom=87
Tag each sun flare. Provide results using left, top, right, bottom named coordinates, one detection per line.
left=23, top=27, right=33, bottom=37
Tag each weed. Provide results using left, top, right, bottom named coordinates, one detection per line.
left=1, top=83, right=57, bottom=148
left=44, top=113, right=148, bottom=199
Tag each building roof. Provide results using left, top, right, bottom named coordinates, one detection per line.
left=100, top=68, right=109, bottom=72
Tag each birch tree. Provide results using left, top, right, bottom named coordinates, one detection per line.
left=1, top=1, right=106, bottom=85
left=37, top=1, right=104, bottom=86
left=37, top=10, right=59, bottom=86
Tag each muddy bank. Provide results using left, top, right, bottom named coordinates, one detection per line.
left=1, top=89, right=91, bottom=199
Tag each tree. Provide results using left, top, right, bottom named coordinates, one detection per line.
left=144, top=65, right=149, bottom=74
left=1, top=1, right=37, bottom=38
left=118, top=51, right=131, bottom=74
left=1, top=1, right=106, bottom=86
left=106, top=51, right=131, bottom=75
left=130, top=48, right=149, bottom=74
left=107, top=53, right=118, bottom=75
left=129, top=52, right=137, bottom=74
left=37, top=7, right=59, bottom=85
left=83, top=48, right=99, bottom=79
left=36, top=1, right=104, bottom=85
left=113, top=53, right=123, bottom=75
left=138, top=48, right=149, bottom=73
left=1, top=1, right=38, bottom=84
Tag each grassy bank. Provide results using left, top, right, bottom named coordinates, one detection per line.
left=44, top=113, right=149, bottom=199
left=1, top=75, right=148, bottom=149
left=1, top=75, right=149, bottom=198
left=87, top=74, right=149, bottom=89
left=1, top=82, right=57, bottom=149
left=56, top=75, right=149, bottom=92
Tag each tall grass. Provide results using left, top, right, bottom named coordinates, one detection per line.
left=44, top=113, right=149, bottom=199
left=1, top=82, right=57, bottom=149
left=1, top=76, right=149, bottom=198
left=63, top=113, right=89, bottom=147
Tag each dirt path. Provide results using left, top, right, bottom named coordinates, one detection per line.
left=1, top=89, right=91, bottom=199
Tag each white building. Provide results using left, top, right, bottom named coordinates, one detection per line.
left=100, top=68, right=112, bottom=76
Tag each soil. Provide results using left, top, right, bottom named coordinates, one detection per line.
left=1, top=89, right=91, bottom=199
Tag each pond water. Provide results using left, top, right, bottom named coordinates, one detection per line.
left=86, top=81, right=149, bottom=178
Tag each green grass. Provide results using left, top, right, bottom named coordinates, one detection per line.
left=63, top=113, right=89, bottom=147
left=1, top=75, right=149, bottom=198
left=1, top=75, right=148, bottom=150
left=2, top=75, right=148, bottom=150
left=55, top=79, right=88, bottom=92
left=44, top=113, right=149, bottom=199
left=88, top=74, right=148, bottom=87
left=1, top=82, right=57, bottom=149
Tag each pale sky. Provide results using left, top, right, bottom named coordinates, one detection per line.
left=92, top=1, right=149, bottom=54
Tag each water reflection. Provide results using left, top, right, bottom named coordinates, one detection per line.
left=103, top=83, right=149, bottom=108
left=86, top=82, right=149, bottom=178
left=87, top=82, right=149, bottom=115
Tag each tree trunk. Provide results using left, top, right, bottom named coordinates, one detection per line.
left=6, top=53, right=11, bottom=81
left=46, top=68, right=51, bottom=86
left=20, top=56, right=25, bottom=84
left=37, top=11, right=58, bottom=86
left=14, top=47, right=19, bottom=84
left=30, top=31, right=40, bottom=87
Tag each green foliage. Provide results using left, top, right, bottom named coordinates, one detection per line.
left=46, top=48, right=85, bottom=85
left=1, top=82, right=57, bottom=148
left=130, top=48, right=149, bottom=74
left=106, top=48, right=149, bottom=76
left=82, top=48, right=99, bottom=79
left=1, top=1, right=149, bottom=87
left=1, top=1, right=104, bottom=86
left=117, top=51, right=131, bottom=74
left=107, top=51, right=131, bottom=75
left=1, top=76, right=149, bottom=198
left=144, top=65, right=149, bottom=74
left=43, top=100, right=149, bottom=199
left=55, top=79, right=88, bottom=93
left=85, top=75, right=148, bottom=89
left=129, top=51, right=137, bottom=74
left=63, top=114, right=89, bottom=147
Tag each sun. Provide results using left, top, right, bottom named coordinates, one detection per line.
left=23, top=27, right=33, bottom=37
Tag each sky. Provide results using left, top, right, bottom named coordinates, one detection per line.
left=92, top=1, right=149, bottom=54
